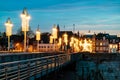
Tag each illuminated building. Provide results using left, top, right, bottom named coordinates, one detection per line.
left=109, top=35, right=119, bottom=53
left=95, top=33, right=109, bottom=53
left=118, top=37, right=120, bottom=53
left=36, top=27, right=41, bottom=52
left=79, top=34, right=94, bottom=53
left=52, top=24, right=58, bottom=43
left=58, top=31, right=74, bottom=51
left=38, top=44, right=59, bottom=52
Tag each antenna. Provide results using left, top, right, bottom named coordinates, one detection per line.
left=73, top=24, right=75, bottom=33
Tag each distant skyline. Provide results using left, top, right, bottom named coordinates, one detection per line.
left=0, top=0, right=120, bottom=35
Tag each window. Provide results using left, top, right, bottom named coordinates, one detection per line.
left=100, top=43, right=102, bottom=46
left=103, top=42, right=105, bottom=46
left=100, top=47, right=102, bottom=51
left=113, top=39, right=115, bottom=43
left=96, top=47, right=99, bottom=50
left=103, top=37, right=105, bottom=40
left=96, top=42, right=99, bottom=46
left=103, top=47, right=105, bottom=51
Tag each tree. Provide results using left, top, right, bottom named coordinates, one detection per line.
left=16, top=27, right=35, bottom=38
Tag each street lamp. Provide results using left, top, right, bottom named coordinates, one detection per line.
left=5, top=18, right=13, bottom=51
left=20, top=8, right=30, bottom=52
left=36, top=27, right=41, bottom=52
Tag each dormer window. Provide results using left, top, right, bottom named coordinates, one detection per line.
left=113, top=39, right=115, bottom=43
left=103, top=36, right=105, bottom=40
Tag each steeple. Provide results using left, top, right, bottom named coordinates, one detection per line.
left=6, top=18, right=12, bottom=24
left=57, top=24, right=60, bottom=32
left=57, top=24, right=60, bottom=38
left=22, top=8, right=28, bottom=15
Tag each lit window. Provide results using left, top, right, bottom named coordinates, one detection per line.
left=100, top=43, right=102, bottom=46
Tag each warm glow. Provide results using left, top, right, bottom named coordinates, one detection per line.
left=58, top=37, right=62, bottom=45
left=109, top=44, right=118, bottom=53
left=28, top=45, right=33, bottom=52
left=109, top=44, right=118, bottom=48
left=15, top=43, right=23, bottom=51
left=36, top=30, right=41, bottom=40
left=52, top=25, right=57, bottom=39
left=20, top=14, right=25, bottom=18
left=50, top=35, right=53, bottom=43
left=21, top=10, right=30, bottom=31
left=82, top=39, right=92, bottom=52
left=109, top=44, right=112, bottom=48
left=70, top=38, right=93, bottom=52
left=70, top=37, right=74, bottom=47
left=5, top=19, right=13, bottom=36
left=63, top=33, right=68, bottom=45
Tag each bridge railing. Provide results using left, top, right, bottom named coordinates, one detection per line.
left=0, top=54, right=70, bottom=80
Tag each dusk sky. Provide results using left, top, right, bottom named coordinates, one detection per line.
left=0, top=0, right=120, bottom=35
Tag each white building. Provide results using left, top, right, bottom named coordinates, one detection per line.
left=38, top=43, right=59, bottom=52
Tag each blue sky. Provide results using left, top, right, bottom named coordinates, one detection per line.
left=0, top=0, right=120, bottom=34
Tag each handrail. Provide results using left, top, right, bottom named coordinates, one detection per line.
left=0, top=54, right=67, bottom=66
left=0, top=54, right=70, bottom=80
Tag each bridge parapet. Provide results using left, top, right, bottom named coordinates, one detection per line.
left=0, top=52, right=63, bottom=63
left=0, top=54, right=70, bottom=80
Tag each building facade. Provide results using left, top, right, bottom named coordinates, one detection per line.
left=109, top=35, right=119, bottom=53
left=95, top=33, right=109, bottom=53
left=38, top=43, right=59, bottom=52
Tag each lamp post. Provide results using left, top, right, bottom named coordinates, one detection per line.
left=52, top=24, right=57, bottom=51
left=36, top=27, right=41, bottom=52
left=20, top=8, right=30, bottom=52
left=5, top=18, right=13, bottom=51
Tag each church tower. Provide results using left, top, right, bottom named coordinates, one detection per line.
left=57, top=24, right=60, bottom=37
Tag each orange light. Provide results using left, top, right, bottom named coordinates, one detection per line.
left=52, top=25, right=57, bottom=39
left=50, top=35, right=53, bottom=43
left=63, top=33, right=68, bottom=45
left=79, top=39, right=92, bottom=52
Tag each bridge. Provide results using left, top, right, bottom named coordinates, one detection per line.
left=0, top=52, right=72, bottom=80
left=0, top=52, right=120, bottom=80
